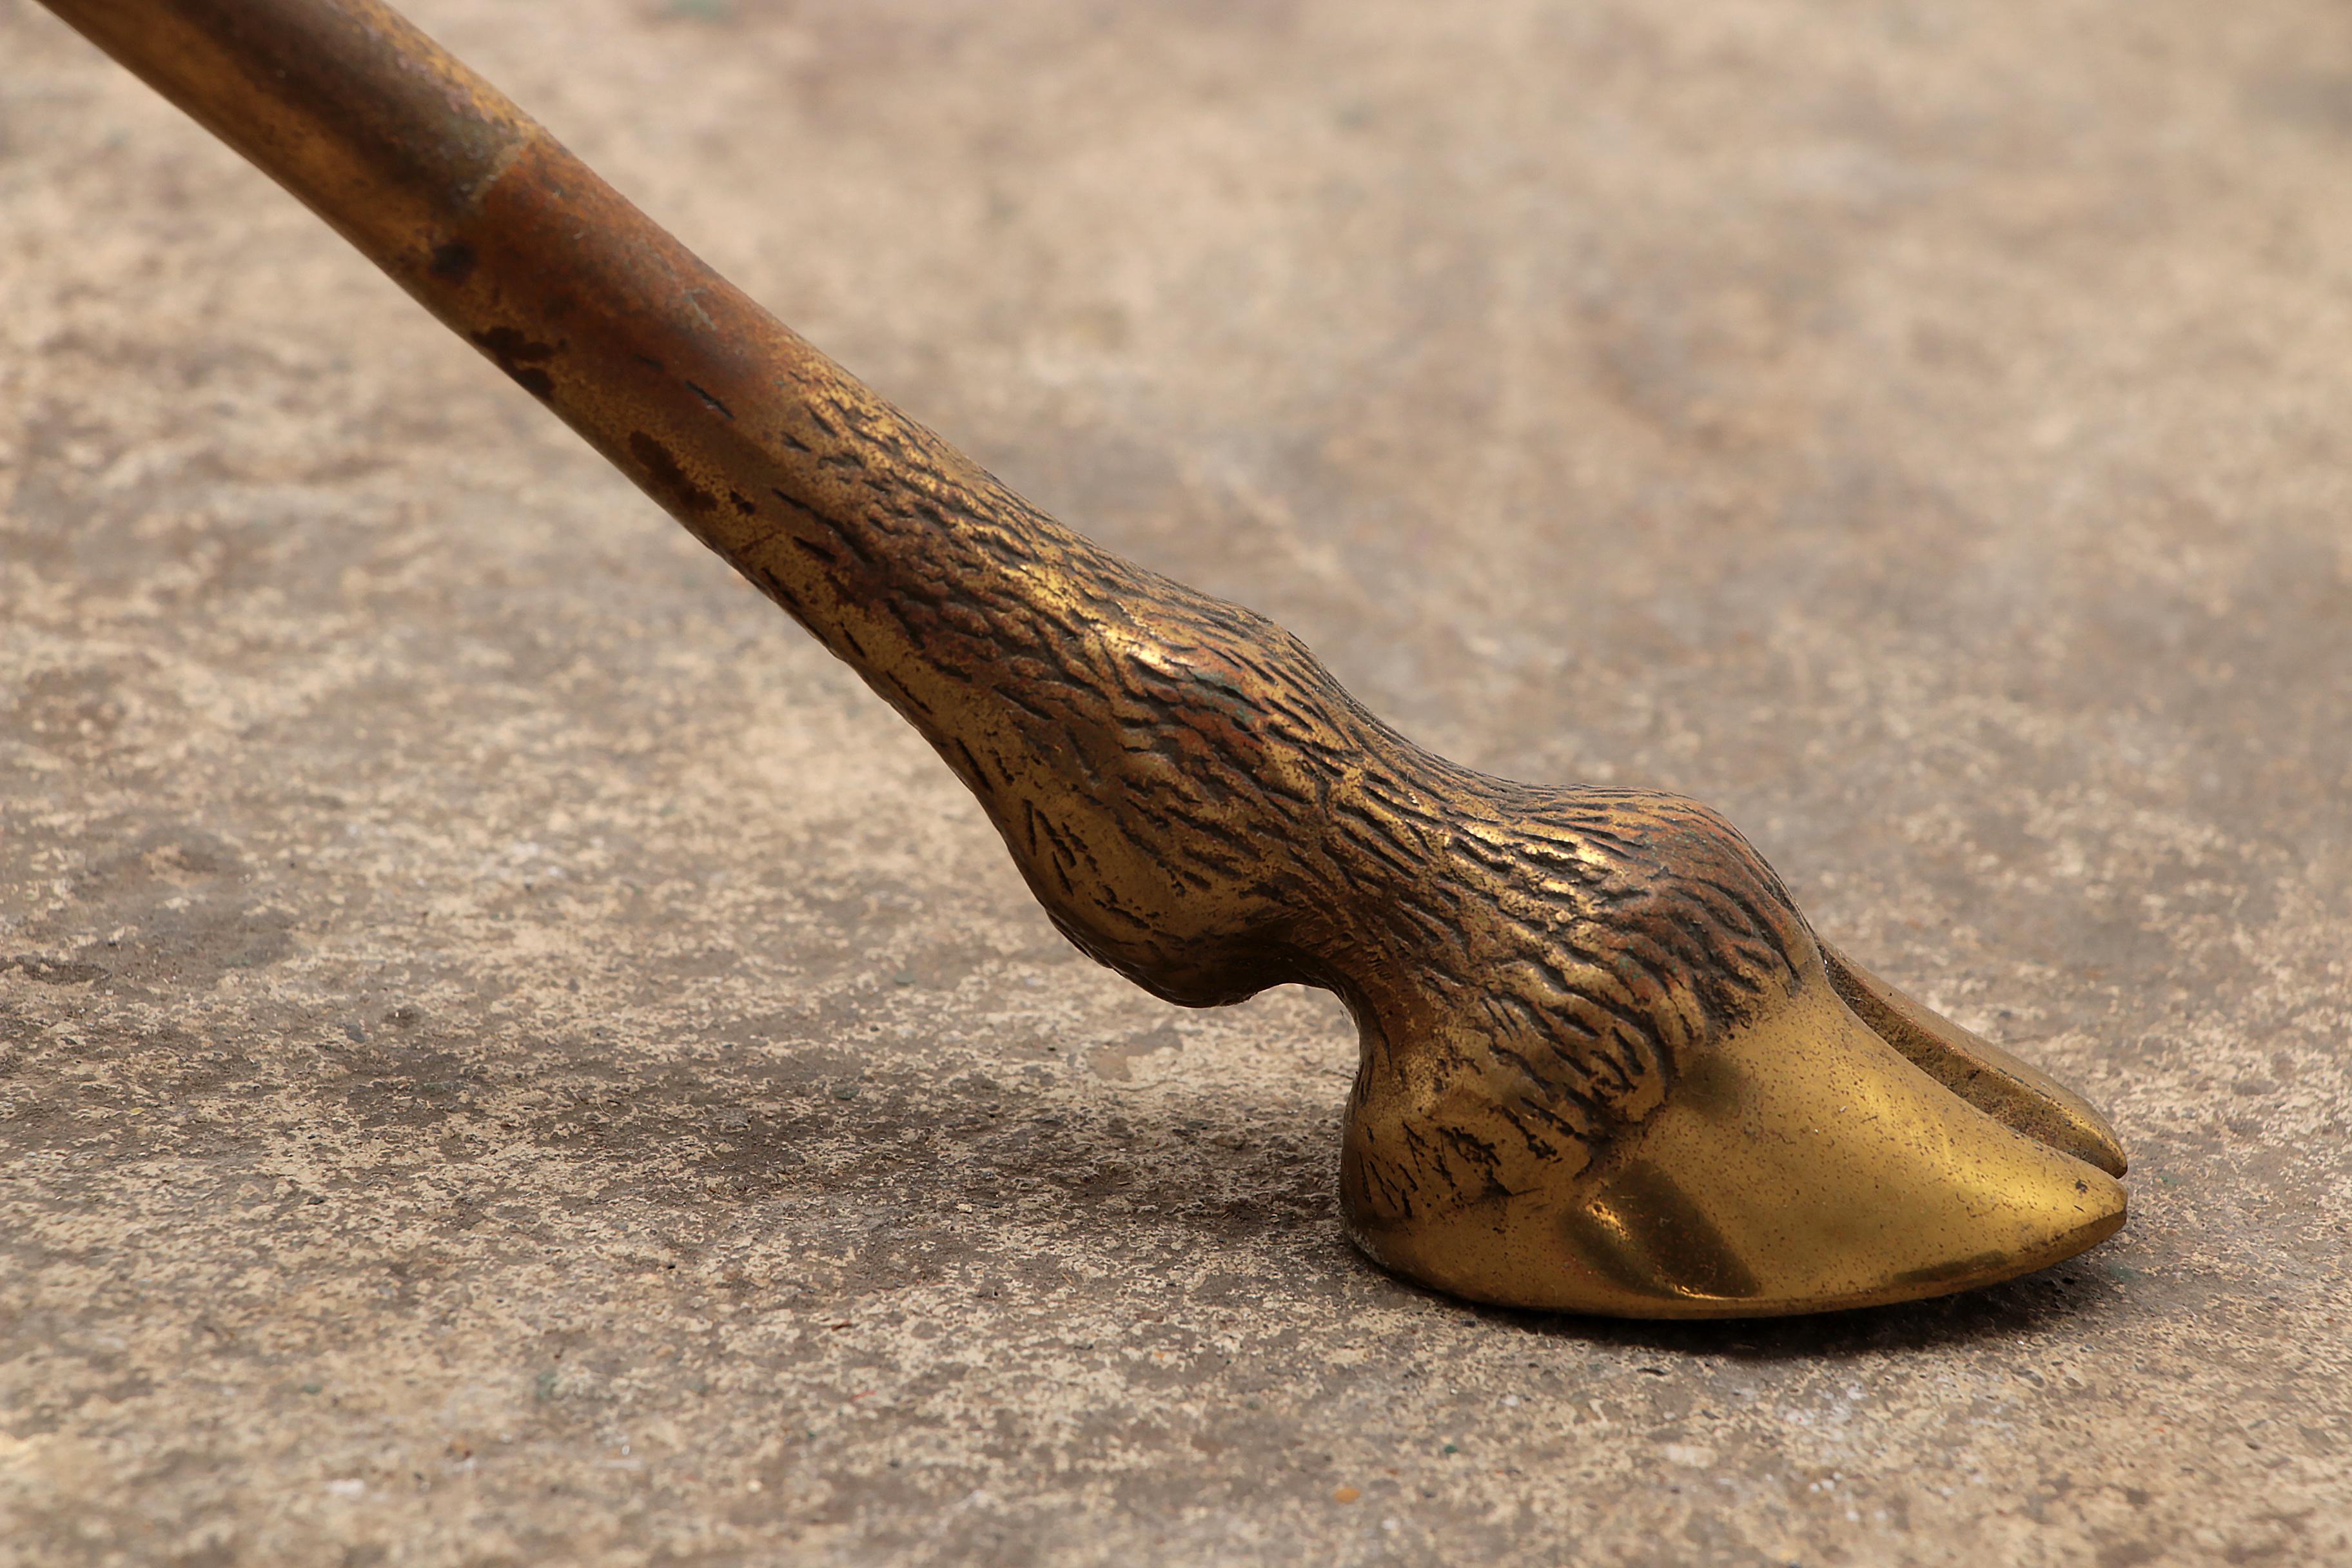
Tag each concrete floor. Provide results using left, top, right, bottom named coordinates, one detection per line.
left=4, top=0, right=2349, bottom=1563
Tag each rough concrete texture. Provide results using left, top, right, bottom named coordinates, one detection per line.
left=3, top=0, right=2349, bottom=1562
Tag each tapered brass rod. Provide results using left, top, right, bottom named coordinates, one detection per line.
left=41, top=0, right=2130, bottom=1317
left=39, top=0, right=1092, bottom=766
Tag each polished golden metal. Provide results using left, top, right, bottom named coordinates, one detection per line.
left=41, top=0, right=2128, bottom=1317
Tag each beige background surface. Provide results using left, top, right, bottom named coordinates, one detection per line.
left=3, top=1, right=2349, bottom=1563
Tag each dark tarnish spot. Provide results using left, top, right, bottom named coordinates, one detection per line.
left=1892, top=1249, right=2015, bottom=1289
left=471, top=326, right=559, bottom=399
left=685, top=380, right=735, bottom=420
left=729, top=490, right=757, bottom=515
left=428, top=240, right=476, bottom=283
left=629, top=431, right=717, bottom=514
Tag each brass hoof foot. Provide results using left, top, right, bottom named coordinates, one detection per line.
left=1341, top=827, right=2127, bottom=1317
left=1348, top=961, right=2124, bottom=1318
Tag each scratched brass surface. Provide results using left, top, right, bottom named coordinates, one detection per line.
left=37, top=0, right=2126, bottom=1315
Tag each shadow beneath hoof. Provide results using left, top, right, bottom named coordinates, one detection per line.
left=1426, top=1265, right=2131, bottom=1357
left=446, top=1032, right=2124, bottom=1344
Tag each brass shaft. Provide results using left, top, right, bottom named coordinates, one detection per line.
left=38, top=0, right=1392, bottom=1010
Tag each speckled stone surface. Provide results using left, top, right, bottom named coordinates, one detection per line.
left=3, top=1, right=2348, bottom=1563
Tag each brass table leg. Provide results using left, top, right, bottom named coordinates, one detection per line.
left=36, top=0, right=2126, bottom=1317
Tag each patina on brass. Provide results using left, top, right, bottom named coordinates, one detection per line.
left=39, top=0, right=2128, bottom=1318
